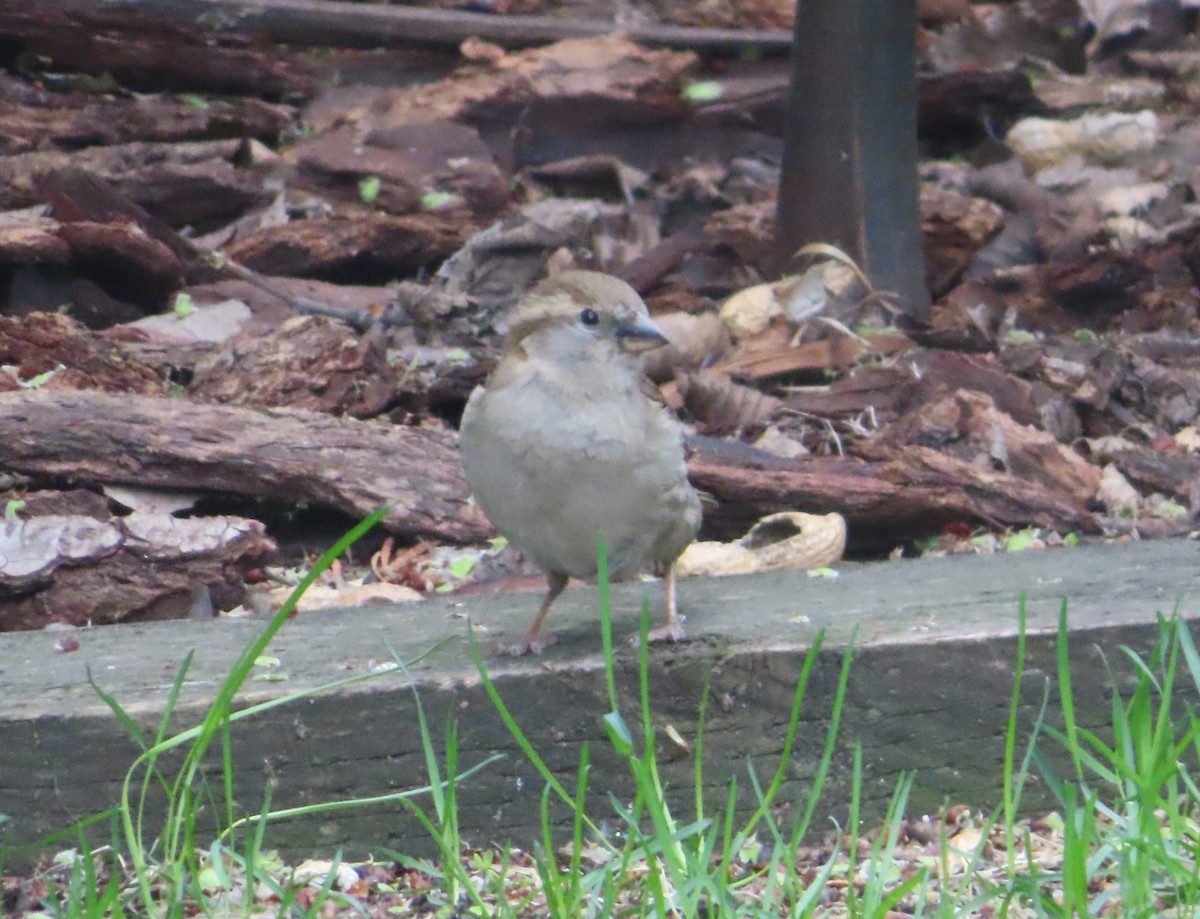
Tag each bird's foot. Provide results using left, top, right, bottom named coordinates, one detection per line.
left=630, top=620, right=686, bottom=647
left=494, top=632, right=558, bottom=657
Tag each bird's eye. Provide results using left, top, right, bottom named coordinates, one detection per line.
left=579, top=308, right=599, bottom=327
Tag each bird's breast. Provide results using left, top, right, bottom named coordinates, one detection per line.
left=459, top=363, right=696, bottom=580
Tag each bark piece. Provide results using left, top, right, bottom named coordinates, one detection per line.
left=0, top=389, right=490, bottom=544
left=618, top=224, right=708, bottom=292
left=55, top=221, right=182, bottom=309
left=0, top=139, right=252, bottom=221
left=920, top=184, right=1006, bottom=298
left=786, top=366, right=921, bottom=418
left=0, top=90, right=292, bottom=156
left=0, top=219, right=72, bottom=266
left=0, top=507, right=274, bottom=631
left=1087, top=349, right=1200, bottom=431
left=224, top=214, right=467, bottom=281
left=677, top=370, right=784, bottom=436
left=38, top=168, right=199, bottom=260
left=705, top=200, right=775, bottom=273
left=879, top=390, right=1101, bottom=507
left=288, top=122, right=508, bottom=219
left=715, top=331, right=915, bottom=384
left=1044, top=251, right=1151, bottom=322
left=0, top=514, right=124, bottom=585
left=685, top=434, right=1098, bottom=547
left=0, top=313, right=164, bottom=394
left=191, top=315, right=397, bottom=418
left=912, top=351, right=1041, bottom=426
left=780, top=345, right=1029, bottom=425
left=916, top=69, right=1042, bottom=151
left=305, top=33, right=697, bottom=135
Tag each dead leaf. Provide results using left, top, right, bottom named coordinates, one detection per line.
left=1078, top=0, right=1150, bottom=42
left=1097, top=464, right=1141, bottom=515
left=719, top=282, right=784, bottom=337
left=642, top=311, right=733, bottom=383
left=678, top=370, right=783, bottom=434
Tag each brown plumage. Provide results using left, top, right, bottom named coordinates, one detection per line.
left=459, top=271, right=702, bottom=654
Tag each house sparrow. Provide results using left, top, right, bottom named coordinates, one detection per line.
left=459, top=270, right=702, bottom=654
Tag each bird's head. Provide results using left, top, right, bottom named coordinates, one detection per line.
left=506, top=271, right=669, bottom=362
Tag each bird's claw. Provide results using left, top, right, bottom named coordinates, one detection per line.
left=630, top=621, right=687, bottom=647
left=494, top=633, right=558, bottom=657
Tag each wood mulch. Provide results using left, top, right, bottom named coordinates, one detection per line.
left=2, top=0, right=1200, bottom=630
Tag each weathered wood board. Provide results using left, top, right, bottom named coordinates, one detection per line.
left=2, top=539, right=1198, bottom=867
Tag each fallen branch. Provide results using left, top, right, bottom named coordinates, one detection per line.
left=29, top=0, right=795, bottom=54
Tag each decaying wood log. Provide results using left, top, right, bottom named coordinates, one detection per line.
left=0, top=390, right=491, bottom=544
left=0, top=385, right=1099, bottom=559
left=686, top=435, right=1099, bottom=547
left=0, top=376, right=1102, bottom=556
left=25, top=0, right=796, bottom=54
left=3, top=0, right=318, bottom=97
left=1044, top=251, right=1152, bottom=321
left=879, top=390, right=1101, bottom=506
left=916, top=69, right=1043, bottom=151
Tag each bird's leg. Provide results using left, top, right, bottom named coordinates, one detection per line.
left=641, top=561, right=686, bottom=645
left=505, top=571, right=568, bottom=656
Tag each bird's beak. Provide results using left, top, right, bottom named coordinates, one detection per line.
left=616, top=315, right=669, bottom=352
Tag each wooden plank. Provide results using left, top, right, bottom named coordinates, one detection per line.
left=2, top=540, right=1198, bottom=865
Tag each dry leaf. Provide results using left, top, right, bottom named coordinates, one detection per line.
left=678, top=370, right=782, bottom=434
left=1174, top=426, right=1200, bottom=453
left=1096, top=464, right=1140, bottom=515
left=718, top=282, right=783, bottom=337
left=642, top=310, right=733, bottom=383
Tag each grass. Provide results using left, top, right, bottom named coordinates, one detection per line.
left=5, top=527, right=1200, bottom=917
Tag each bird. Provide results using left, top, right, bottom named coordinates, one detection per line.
left=459, top=270, right=703, bottom=655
